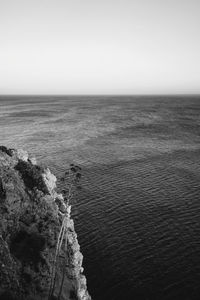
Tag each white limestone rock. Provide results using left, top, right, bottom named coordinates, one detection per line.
left=42, top=168, right=57, bottom=195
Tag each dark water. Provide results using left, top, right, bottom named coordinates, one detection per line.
left=1, top=95, right=200, bottom=299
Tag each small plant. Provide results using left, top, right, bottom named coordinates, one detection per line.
left=62, top=164, right=82, bottom=206
left=0, top=177, right=6, bottom=199
left=48, top=164, right=82, bottom=300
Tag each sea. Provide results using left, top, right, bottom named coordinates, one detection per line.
left=0, top=95, right=200, bottom=300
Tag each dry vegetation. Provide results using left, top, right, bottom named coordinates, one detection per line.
left=48, top=164, right=82, bottom=300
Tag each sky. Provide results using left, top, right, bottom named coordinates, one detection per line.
left=0, top=0, right=200, bottom=95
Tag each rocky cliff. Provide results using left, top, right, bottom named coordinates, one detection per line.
left=0, top=146, right=91, bottom=300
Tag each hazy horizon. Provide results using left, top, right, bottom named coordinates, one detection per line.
left=1, top=93, right=200, bottom=97
left=1, top=0, right=200, bottom=95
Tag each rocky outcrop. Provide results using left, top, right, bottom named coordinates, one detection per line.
left=0, top=146, right=91, bottom=300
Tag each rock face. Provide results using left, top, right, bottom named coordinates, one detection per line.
left=0, top=146, right=91, bottom=300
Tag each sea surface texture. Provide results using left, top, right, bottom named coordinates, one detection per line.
left=0, top=96, right=200, bottom=300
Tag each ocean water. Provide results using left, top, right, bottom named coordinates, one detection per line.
left=1, top=95, right=200, bottom=299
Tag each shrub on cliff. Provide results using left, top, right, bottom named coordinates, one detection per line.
left=15, top=160, right=46, bottom=192
left=0, top=146, right=13, bottom=157
left=0, top=177, right=6, bottom=200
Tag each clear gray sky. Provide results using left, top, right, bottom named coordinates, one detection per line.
left=0, top=0, right=200, bottom=94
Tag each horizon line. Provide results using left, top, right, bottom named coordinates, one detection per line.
left=0, top=93, right=200, bottom=97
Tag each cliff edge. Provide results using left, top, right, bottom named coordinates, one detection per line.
left=0, top=146, right=91, bottom=300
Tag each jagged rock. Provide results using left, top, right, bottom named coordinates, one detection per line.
left=28, top=157, right=37, bottom=165
left=0, top=146, right=91, bottom=300
left=15, top=149, right=29, bottom=162
left=42, top=168, right=57, bottom=195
